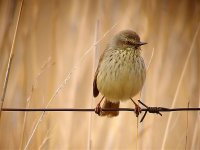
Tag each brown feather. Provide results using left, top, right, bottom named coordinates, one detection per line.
left=93, top=51, right=106, bottom=97
left=100, top=99, right=120, bottom=117
left=93, top=73, right=99, bottom=97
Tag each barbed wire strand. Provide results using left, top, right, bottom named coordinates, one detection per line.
left=2, top=101, right=200, bottom=123
left=2, top=107, right=200, bottom=112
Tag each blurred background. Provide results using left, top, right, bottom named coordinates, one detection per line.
left=0, top=0, right=200, bottom=149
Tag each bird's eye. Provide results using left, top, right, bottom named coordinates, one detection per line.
left=126, top=41, right=132, bottom=45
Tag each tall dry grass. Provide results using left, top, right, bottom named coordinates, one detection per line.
left=0, top=0, right=200, bottom=149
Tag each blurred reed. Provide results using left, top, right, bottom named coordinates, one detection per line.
left=0, top=0, right=200, bottom=149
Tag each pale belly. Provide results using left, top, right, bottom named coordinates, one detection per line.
left=97, top=50, right=146, bottom=103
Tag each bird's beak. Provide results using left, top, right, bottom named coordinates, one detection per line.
left=135, top=41, right=147, bottom=46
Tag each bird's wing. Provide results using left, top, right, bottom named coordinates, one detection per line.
left=93, top=70, right=99, bottom=97
left=93, top=49, right=107, bottom=97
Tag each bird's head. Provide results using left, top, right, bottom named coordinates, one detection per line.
left=110, top=30, right=147, bottom=49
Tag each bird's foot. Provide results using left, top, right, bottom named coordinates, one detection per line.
left=130, top=98, right=142, bottom=117
left=95, top=96, right=105, bottom=116
left=134, top=103, right=142, bottom=117
left=95, top=104, right=102, bottom=116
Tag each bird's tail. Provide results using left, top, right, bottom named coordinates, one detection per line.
left=101, top=99, right=120, bottom=117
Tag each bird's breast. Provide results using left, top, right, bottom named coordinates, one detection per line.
left=97, top=49, right=146, bottom=102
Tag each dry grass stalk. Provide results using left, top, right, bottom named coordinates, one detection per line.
left=161, top=23, right=200, bottom=150
left=23, top=22, right=117, bottom=150
left=0, top=1, right=199, bottom=149
left=19, top=57, right=54, bottom=149
left=87, top=19, right=100, bottom=150
left=0, top=0, right=24, bottom=120
left=185, top=102, right=190, bottom=150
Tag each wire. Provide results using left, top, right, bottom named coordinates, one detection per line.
left=2, top=107, right=200, bottom=112
left=2, top=100, right=200, bottom=122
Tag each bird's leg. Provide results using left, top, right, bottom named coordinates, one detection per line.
left=130, top=98, right=141, bottom=117
left=95, top=96, right=104, bottom=116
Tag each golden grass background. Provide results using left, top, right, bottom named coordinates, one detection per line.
left=0, top=0, right=200, bottom=149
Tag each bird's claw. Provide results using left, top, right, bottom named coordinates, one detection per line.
left=95, top=104, right=102, bottom=116
left=134, top=104, right=142, bottom=117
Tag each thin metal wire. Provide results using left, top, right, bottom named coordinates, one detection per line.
left=2, top=105, right=200, bottom=122
left=2, top=107, right=200, bottom=112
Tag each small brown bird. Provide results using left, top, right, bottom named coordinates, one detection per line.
left=93, top=30, right=147, bottom=117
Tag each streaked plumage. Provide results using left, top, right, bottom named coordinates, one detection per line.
left=93, top=30, right=147, bottom=117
